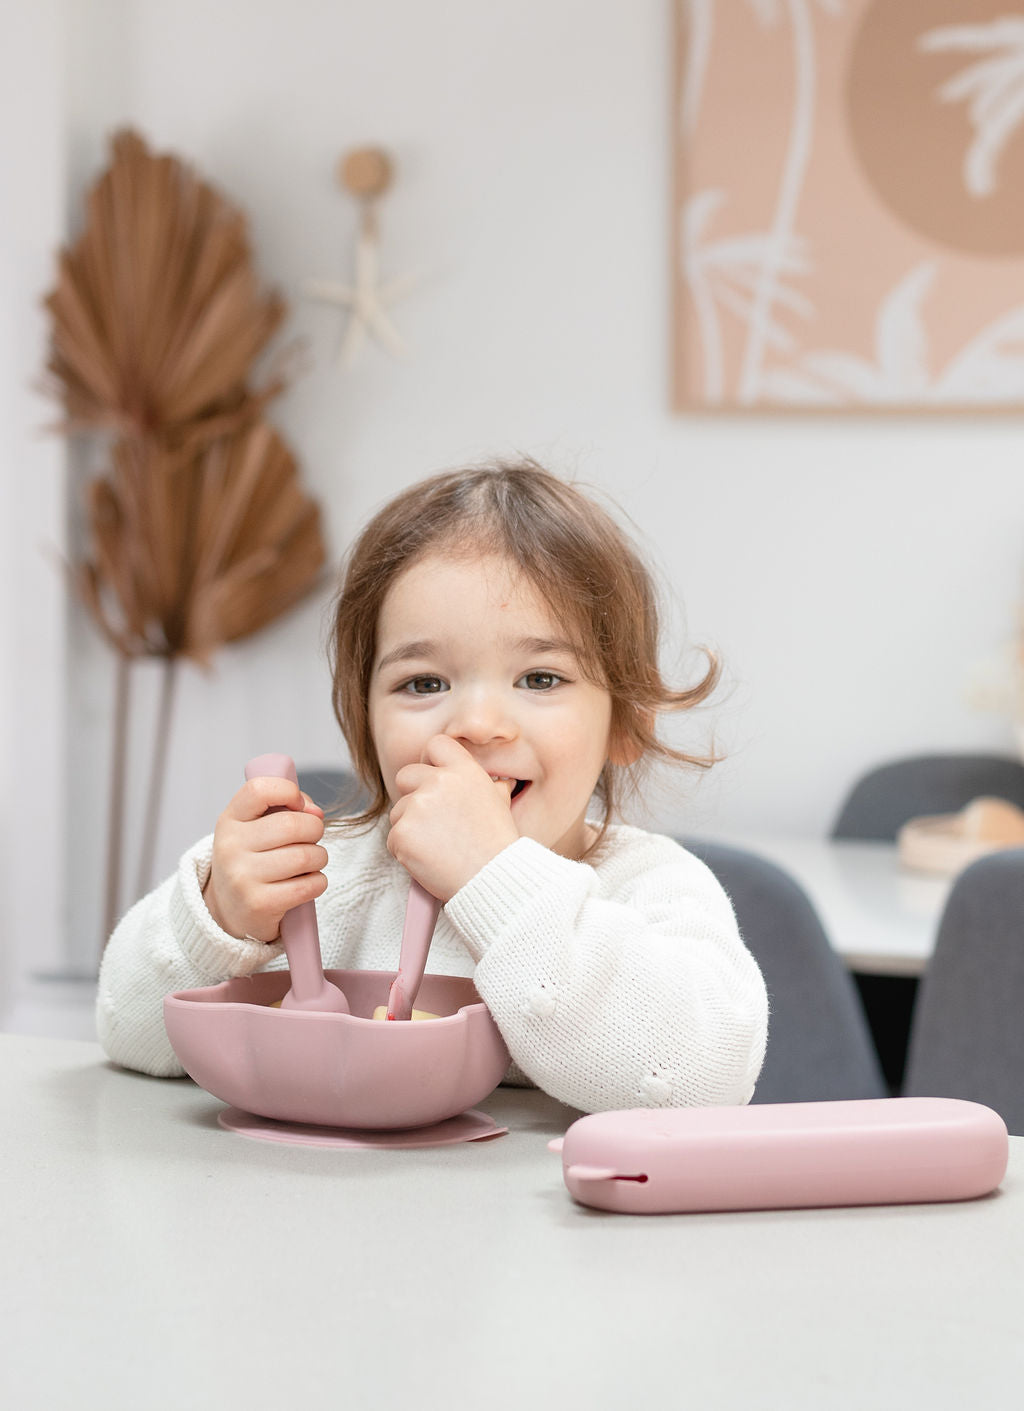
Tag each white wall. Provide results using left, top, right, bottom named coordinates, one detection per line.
left=5, top=0, right=1024, bottom=992
left=1, top=1, right=69, bottom=1011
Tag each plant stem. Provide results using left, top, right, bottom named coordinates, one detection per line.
left=101, top=652, right=132, bottom=956
left=135, top=654, right=179, bottom=903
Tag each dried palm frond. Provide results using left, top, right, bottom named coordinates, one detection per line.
left=184, top=421, right=326, bottom=655
left=77, top=423, right=326, bottom=664
left=45, top=128, right=287, bottom=445
left=43, top=127, right=328, bottom=945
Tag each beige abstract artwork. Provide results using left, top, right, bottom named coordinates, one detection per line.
left=672, top=0, right=1024, bottom=411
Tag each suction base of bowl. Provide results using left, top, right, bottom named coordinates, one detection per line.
left=217, top=1105, right=508, bottom=1149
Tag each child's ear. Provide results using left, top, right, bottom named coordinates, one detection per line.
left=608, top=738, right=641, bottom=767
left=607, top=710, right=651, bottom=767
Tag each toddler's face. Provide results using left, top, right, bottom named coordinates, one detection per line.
left=368, top=552, right=615, bottom=860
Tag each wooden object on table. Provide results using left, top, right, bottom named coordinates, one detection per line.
left=898, top=796, right=1024, bottom=876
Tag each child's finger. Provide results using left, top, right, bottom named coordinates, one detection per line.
left=421, top=734, right=476, bottom=769
left=238, top=870, right=329, bottom=940
left=227, top=776, right=313, bottom=822
left=243, top=809, right=325, bottom=853
left=249, top=841, right=329, bottom=883
left=393, top=760, right=435, bottom=798
left=268, top=868, right=329, bottom=912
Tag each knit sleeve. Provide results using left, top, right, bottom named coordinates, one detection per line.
left=442, top=831, right=768, bottom=1114
left=95, top=834, right=285, bottom=1077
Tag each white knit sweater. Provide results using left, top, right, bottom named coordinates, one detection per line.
left=97, top=819, right=768, bottom=1113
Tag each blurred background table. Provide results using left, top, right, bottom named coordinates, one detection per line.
left=712, top=834, right=950, bottom=976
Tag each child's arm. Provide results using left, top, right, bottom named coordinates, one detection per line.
left=96, top=777, right=327, bottom=1076
left=443, top=830, right=768, bottom=1114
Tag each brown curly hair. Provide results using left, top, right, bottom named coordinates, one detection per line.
left=328, top=458, right=719, bottom=851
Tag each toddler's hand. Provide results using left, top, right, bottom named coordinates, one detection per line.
left=203, top=777, right=328, bottom=941
left=386, top=736, right=520, bottom=901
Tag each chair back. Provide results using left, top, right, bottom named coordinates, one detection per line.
left=296, top=767, right=369, bottom=814
left=831, top=753, right=1024, bottom=841
left=683, top=839, right=887, bottom=1103
left=903, top=847, right=1024, bottom=1135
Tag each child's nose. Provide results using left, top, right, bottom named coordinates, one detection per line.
left=444, top=689, right=517, bottom=745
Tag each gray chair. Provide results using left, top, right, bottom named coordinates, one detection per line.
left=831, top=753, right=1024, bottom=842
left=829, top=752, right=1024, bottom=1092
left=683, top=838, right=887, bottom=1104
left=903, top=848, right=1024, bottom=1136
left=296, top=767, right=370, bottom=814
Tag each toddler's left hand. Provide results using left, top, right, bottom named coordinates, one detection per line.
left=386, top=735, right=520, bottom=900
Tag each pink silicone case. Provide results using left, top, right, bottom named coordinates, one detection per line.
left=550, top=1098, right=1009, bottom=1214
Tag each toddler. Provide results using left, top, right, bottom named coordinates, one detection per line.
left=98, top=460, right=768, bottom=1111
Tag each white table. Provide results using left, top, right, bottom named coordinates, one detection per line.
left=3, top=1035, right=1023, bottom=1410
left=709, top=835, right=952, bottom=977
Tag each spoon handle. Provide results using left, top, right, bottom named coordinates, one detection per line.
left=278, top=899, right=328, bottom=1004
left=386, top=880, right=442, bottom=1021
left=244, top=754, right=349, bottom=1014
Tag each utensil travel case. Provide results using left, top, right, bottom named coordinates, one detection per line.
left=550, top=1098, right=1009, bottom=1214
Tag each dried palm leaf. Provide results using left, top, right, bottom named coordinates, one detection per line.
left=45, top=128, right=287, bottom=444
left=183, top=423, right=326, bottom=657
left=77, top=424, right=326, bottom=664
left=43, top=128, right=328, bottom=944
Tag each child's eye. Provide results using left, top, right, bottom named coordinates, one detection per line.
left=401, top=675, right=448, bottom=695
left=516, top=670, right=563, bottom=691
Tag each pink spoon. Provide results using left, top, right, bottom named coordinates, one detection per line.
left=385, top=880, right=442, bottom=1021
left=244, top=753, right=349, bottom=1014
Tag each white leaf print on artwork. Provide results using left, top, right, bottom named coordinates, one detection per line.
left=760, top=262, right=1024, bottom=405
left=735, top=0, right=843, bottom=403
left=681, top=1, right=715, bottom=137
left=681, top=0, right=842, bottom=136
left=919, top=17, right=1024, bottom=198
left=679, top=2, right=841, bottom=402
left=683, top=190, right=813, bottom=403
left=745, top=0, right=842, bottom=24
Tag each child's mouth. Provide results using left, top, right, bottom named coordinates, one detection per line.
left=491, top=775, right=530, bottom=801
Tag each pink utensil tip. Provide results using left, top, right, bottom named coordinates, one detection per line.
left=244, top=753, right=349, bottom=1014
left=386, top=880, right=443, bottom=1020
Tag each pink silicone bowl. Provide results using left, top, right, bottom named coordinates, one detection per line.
left=163, top=969, right=510, bottom=1130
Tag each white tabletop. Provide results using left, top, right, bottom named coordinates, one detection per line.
left=3, top=1034, right=1022, bottom=1410
left=709, top=834, right=953, bottom=977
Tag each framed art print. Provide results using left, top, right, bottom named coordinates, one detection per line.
left=672, top=0, right=1024, bottom=411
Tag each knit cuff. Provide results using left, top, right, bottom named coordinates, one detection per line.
left=444, top=836, right=586, bottom=962
left=170, top=834, right=284, bottom=979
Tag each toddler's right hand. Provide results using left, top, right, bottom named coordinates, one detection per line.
left=202, top=776, right=328, bottom=941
